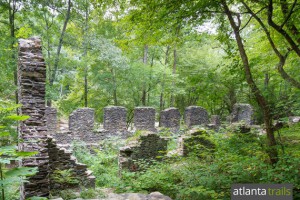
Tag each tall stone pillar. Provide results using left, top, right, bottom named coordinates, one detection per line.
left=184, top=106, right=209, bottom=128
left=134, top=107, right=156, bottom=132
left=18, top=38, right=49, bottom=198
left=103, top=106, right=127, bottom=132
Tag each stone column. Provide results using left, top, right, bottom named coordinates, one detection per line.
left=134, top=107, right=156, bottom=131
left=184, top=106, right=209, bottom=128
left=45, top=107, right=57, bottom=134
left=103, top=106, right=127, bottom=132
left=69, top=108, right=94, bottom=133
left=18, top=38, right=49, bottom=198
left=230, top=103, right=253, bottom=125
left=159, top=107, right=181, bottom=132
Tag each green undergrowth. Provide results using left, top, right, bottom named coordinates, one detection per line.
left=72, top=125, right=300, bottom=200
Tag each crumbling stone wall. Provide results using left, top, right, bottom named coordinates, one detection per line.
left=207, top=115, right=221, bottom=131
left=134, top=107, right=156, bottom=131
left=159, top=107, right=181, bottom=132
left=231, top=103, right=253, bottom=125
left=18, top=38, right=50, bottom=198
left=47, top=137, right=95, bottom=189
left=184, top=106, right=209, bottom=128
left=69, top=108, right=95, bottom=133
left=178, top=129, right=215, bottom=157
left=46, top=107, right=57, bottom=134
left=103, top=106, right=127, bottom=133
left=18, top=38, right=94, bottom=199
left=119, top=133, right=168, bottom=171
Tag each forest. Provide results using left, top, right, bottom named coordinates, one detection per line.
left=0, top=0, right=300, bottom=199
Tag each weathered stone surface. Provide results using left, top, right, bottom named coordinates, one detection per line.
left=47, top=136, right=95, bottom=189
left=184, top=106, right=209, bottom=128
left=119, top=132, right=168, bottom=171
left=69, top=108, right=95, bottom=132
left=207, top=115, right=221, bottom=131
left=230, top=103, right=253, bottom=125
left=102, top=192, right=172, bottom=200
left=46, top=107, right=57, bottom=134
left=103, top=106, right=127, bottom=132
left=18, top=38, right=94, bottom=199
left=289, top=116, right=300, bottom=124
left=134, top=107, right=156, bottom=131
left=159, top=107, right=181, bottom=132
left=178, top=129, right=215, bottom=157
left=18, top=37, right=50, bottom=199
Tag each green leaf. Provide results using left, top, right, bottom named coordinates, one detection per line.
left=0, top=132, right=10, bottom=137
left=5, top=167, right=38, bottom=178
left=15, top=151, right=38, bottom=157
left=5, top=115, right=30, bottom=121
left=27, top=197, right=48, bottom=200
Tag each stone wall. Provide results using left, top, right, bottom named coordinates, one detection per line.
left=103, top=106, right=127, bottom=133
left=184, top=106, right=209, bottom=128
left=230, top=103, right=253, bottom=125
left=18, top=38, right=94, bottom=199
left=18, top=38, right=50, bottom=198
left=119, top=133, right=168, bottom=171
left=178, top=129, right=215, bottom=157
left=46, top=107, right=57, bottom=134
left=69, top=108, right=95, bottom=133
left=159, top=107, right=181, bottom=132
left=134, top=107, right=156, bottom=132
left=47, top=136, right=95, bottom=189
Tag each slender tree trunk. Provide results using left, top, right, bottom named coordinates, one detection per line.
left=8, top=0, right=17, bottom=106
left=267, top=0, right=300, bottom=56
left=241, top=1, right=300, bottom=90
left=160, top=46, right=170, bottom=111
left=83, top=0, right=89, bottom=107
left=279, top=0, right=300, bottom=43
left=141, top=45, right=148, bottom=106
left=170, top=48, right=177, bottom=107
left=222, top=0, right=278, bottom=164
left=48, top=0, right=71, bottom=106
left=111, top=68, right=118, bottom=106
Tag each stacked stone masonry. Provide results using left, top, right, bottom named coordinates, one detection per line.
left=119, top=133, right=168, bottom=171
left=46, top=107, right=57, bottom=134
left=18, top=38, right=49, bottom=198
left=159, top=107, right=181, bottom=132
left=103, top=106, right=128, bottom=133
left=18, top=38, right=94, bottom=199
left=47, top=136, right=95, bottom=189
left=231, top=103, right=253, bottom=125
left=184, top=106, right=209, bottom=128
left=69, top=108, right=95, bottom=133
left=134, top=107, right=156, bottom=131
left=179, top=129, right=215, bottom=156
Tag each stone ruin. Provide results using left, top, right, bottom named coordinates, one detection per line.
left=103, top=106, right=128, bottom=135
left=184, top=106, right=209, bottom=128
left=230, top=103, right=253, bottom=125
left=159, top=107, right=181, bottom=133
left=178, top=129, right=215, bottom=157
left=46, top=107, right=57, bottom=134
left=119, top=133, right=168, bottom=171
left=134, top=107, right=156, bottom=132
left=18, top=38, right=94, bottom=199
left=18, top=37, right=49, bottom=198
left=69, top=108, right=95, bottom=132
left=207, top=115, right=221, bottom=131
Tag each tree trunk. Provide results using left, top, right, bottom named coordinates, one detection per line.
left=160, top=46, right=170, bottom=111
left=241, top=1, right=300, bottom=90
left=83, top=1, right=89, bottom=107
left=111, top=68, right=118, bottom=106
left=170, top=48, right=177, bottom=107
left=141, top=44, right=148, bottom=106
left=222, top=0, right=278, bottom=164
left=49, top=0, right=71, bottom=105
